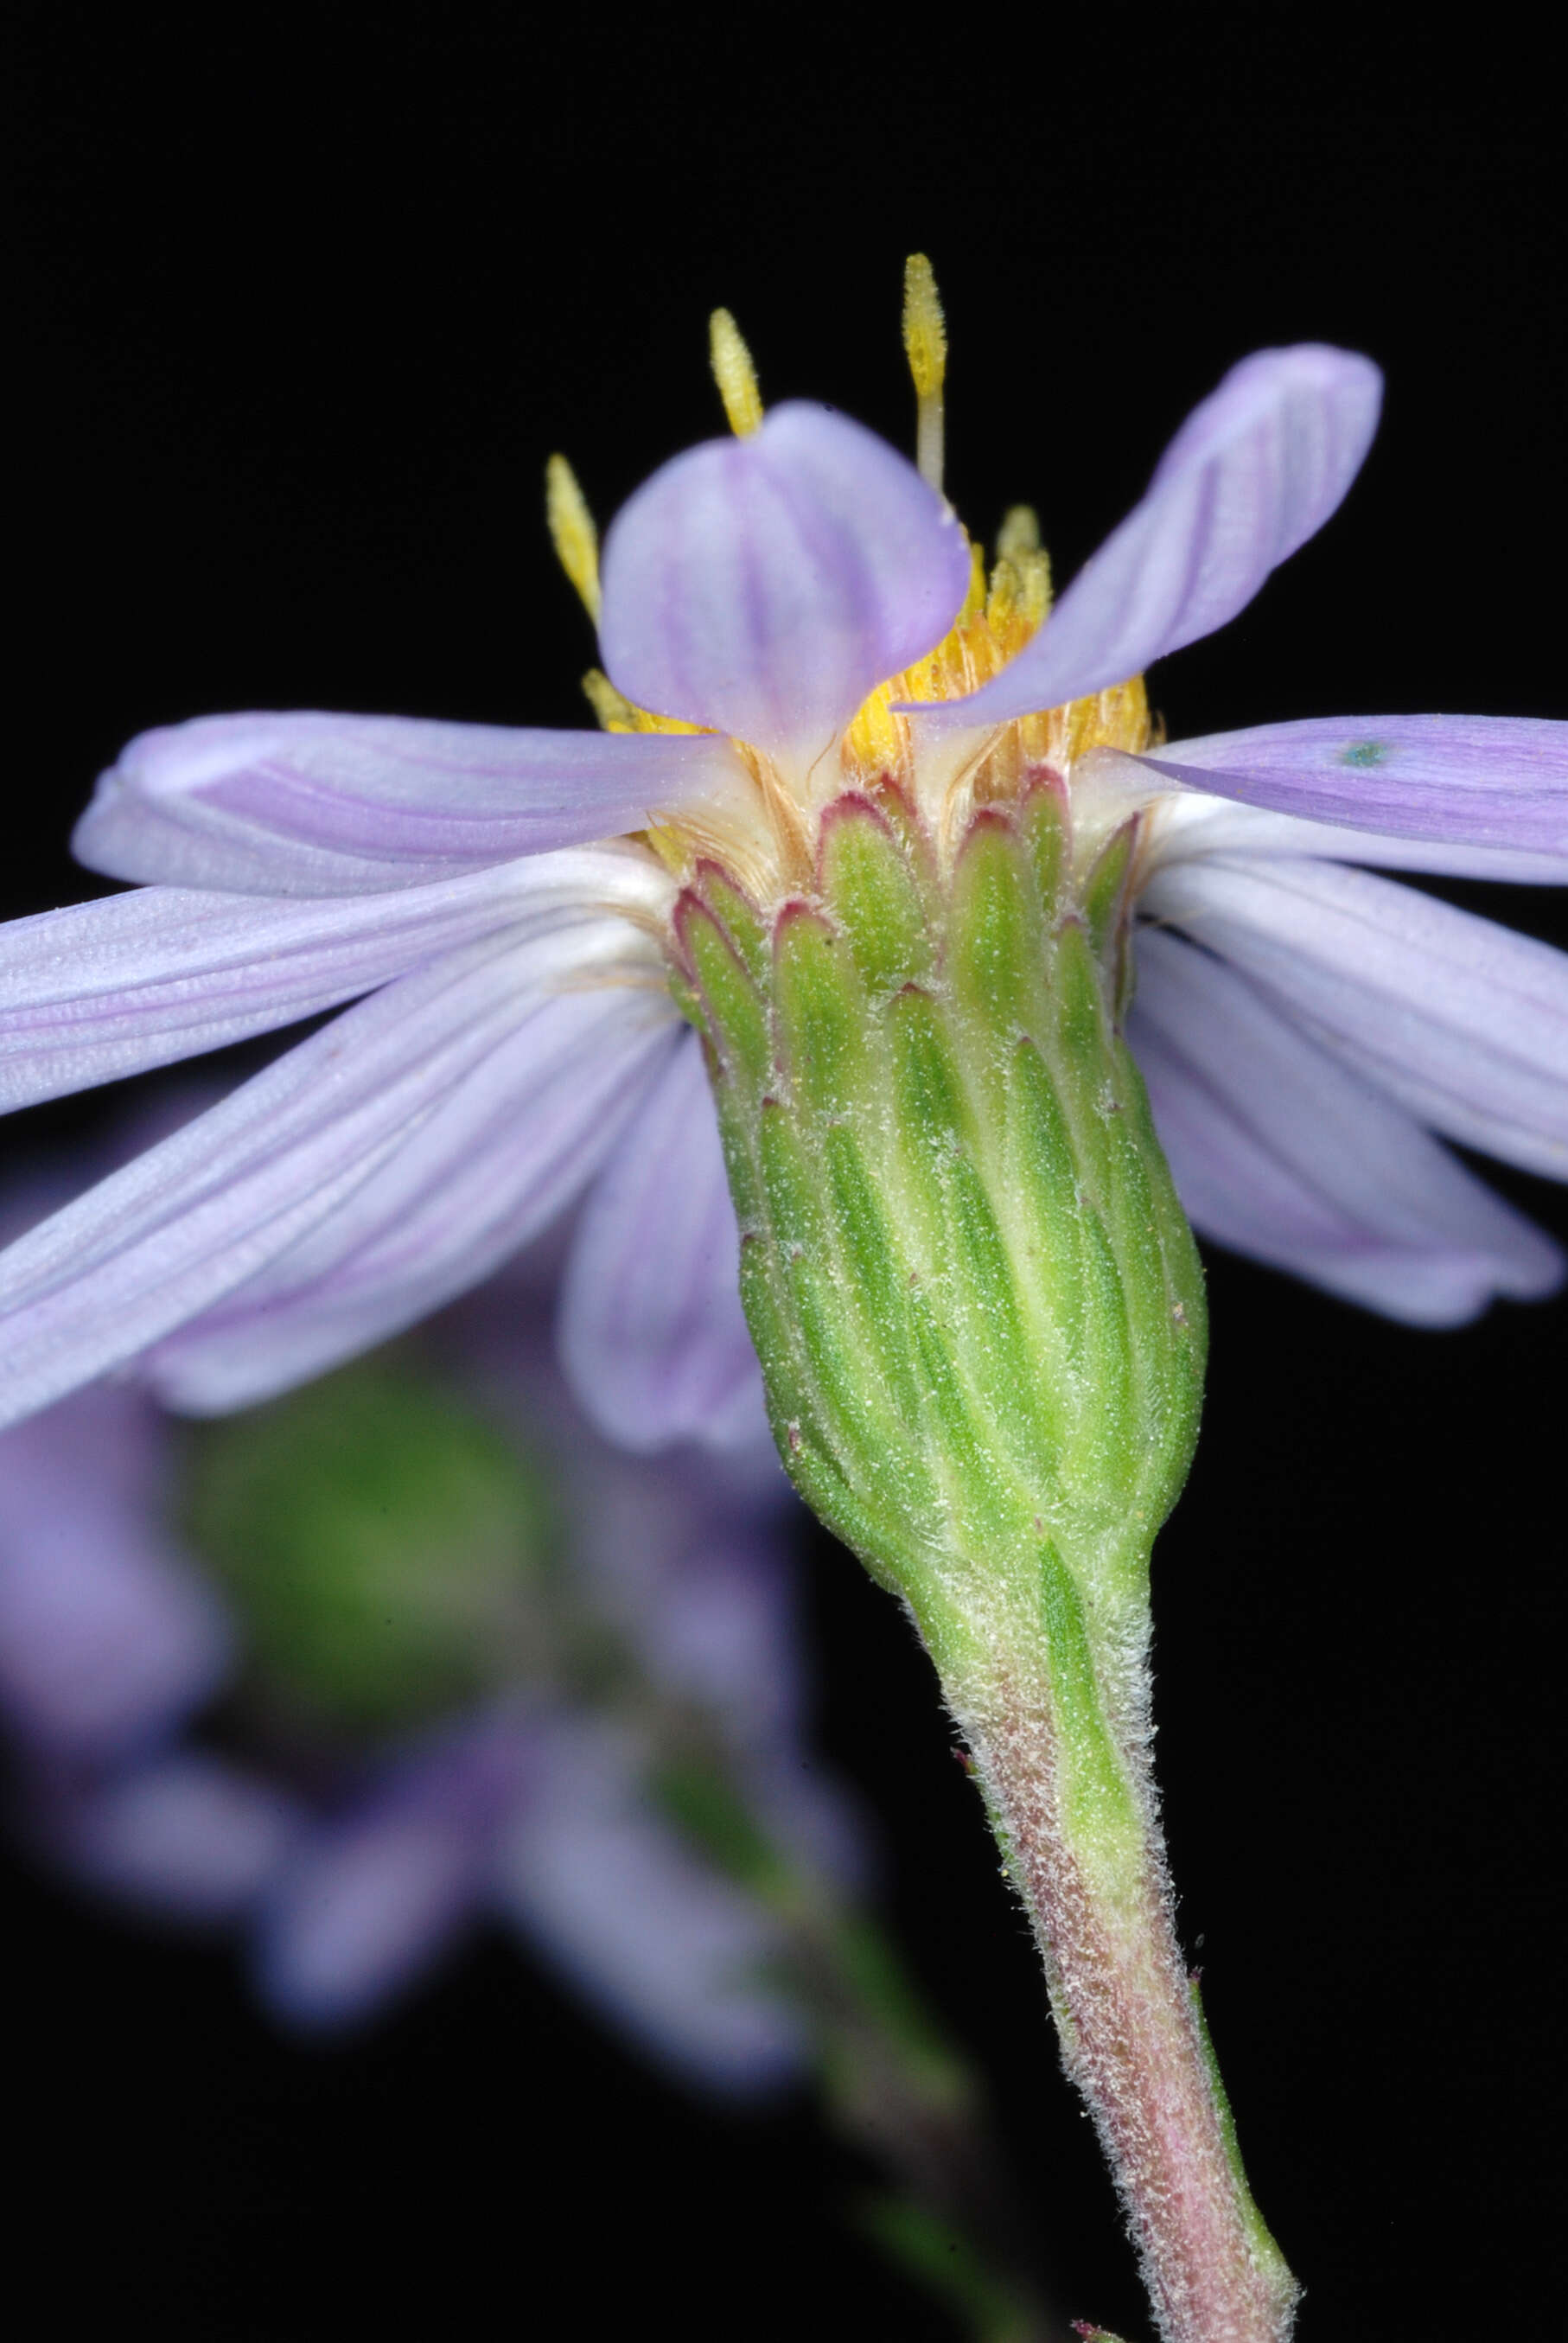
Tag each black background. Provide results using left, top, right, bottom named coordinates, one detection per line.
left=5, top=10, right=1565, bottom=2339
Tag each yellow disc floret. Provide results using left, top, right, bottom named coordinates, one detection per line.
left=545, top=259, right=1157, bottom=904
left=842, top=495, right=1151, bottom=840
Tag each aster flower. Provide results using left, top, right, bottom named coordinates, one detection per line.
left=8, top=264, right=1566, bottom=2343
left=2, top=296, right=1566, bottom=1445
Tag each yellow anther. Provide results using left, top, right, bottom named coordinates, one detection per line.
left=545, top=454, right=602, bottom=624
left=996, top=504, right=1040, bottom=560
left=581, top=668, right=639, bottom=731
left=995, top=505, right=1051, bottom=630
left=902, top=253, right=947, bottom=494
left=581, top=665, right=709, bottom=739
left=959, top=539, right=987, bottom=621
left=986, top=558, right=1022, bottom=626
left=709, top=309, right=764, bottom=437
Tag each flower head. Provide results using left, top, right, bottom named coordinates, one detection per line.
left=2, top=264, right=1565, bottom=1440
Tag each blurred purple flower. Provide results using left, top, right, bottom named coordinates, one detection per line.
left=2, top=341, right=1567, bottom=1444
left=0, top=1219, right=850, bottom=2091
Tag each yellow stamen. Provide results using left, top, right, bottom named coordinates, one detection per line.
left=902, top=253, right=947, bottom=495
left=580, top=665, right=710, bottom=740
left=959, top=539, right=987, bottom=621
left=996, top=503, right=1040, bottom=561
left=581, top=668, right=639, bottom=731
left=991, top=505, right=1051, bottom=632
left=709, top=309, right=764, bottom=437
left=545, top=454, right=602, bottom=623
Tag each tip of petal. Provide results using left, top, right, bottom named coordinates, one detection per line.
left=1154, top=343, right=1383, bottom=493
left=598, top=403, right=972, bottom=773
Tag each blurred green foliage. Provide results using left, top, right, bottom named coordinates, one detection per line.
left=182, top=1363, right=552, bottom=1729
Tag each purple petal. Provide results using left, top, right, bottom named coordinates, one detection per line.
left=75, top=712, right=751, bottom=896
left=0, top=846, right=665, bottom=1114
left=493, top=1714, right=802, bottom=2094
left=927, top=346, right=1381, bottom=726
left=1145, top=781, right=1568, bottom=884
left=144, top=993, right=679, bottom=1414
left=633, top=1528, right=801, bottom=1739
left=556, top=1449, right=801, bottom=1740
left=584, top=1508, right=865, bottom=1892
left=53, top=1752, right=304, bottom=1923
left=1140, top=854, right=1568, bottom=1180
left=256, top=1721, right=532, bottom=2027
left=599, top=403, right=971, bottom=775
left=0, top=918, right=653, bottom=1431
left=434, top=1290, right=799, bottom=1716
left=0, top=1385, right=232, bottom=1757
left=559, top=1029, right=768, bottom=1452
left=1139, top=714, right=1568, bottom=860
left=1131, top=927, right=1561, bottom=1324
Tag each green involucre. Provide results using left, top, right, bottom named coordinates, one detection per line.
left=673, top=775, right=1206, bottom=1812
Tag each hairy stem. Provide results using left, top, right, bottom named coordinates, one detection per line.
left=947, top=1635, right=1297, bottom=2343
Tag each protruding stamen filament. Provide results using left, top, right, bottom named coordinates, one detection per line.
left=545, top=454, right=602, bottom=623
left=709, top=309, right=764, bottom=437
left=902, top=252, right=947, bottom=495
